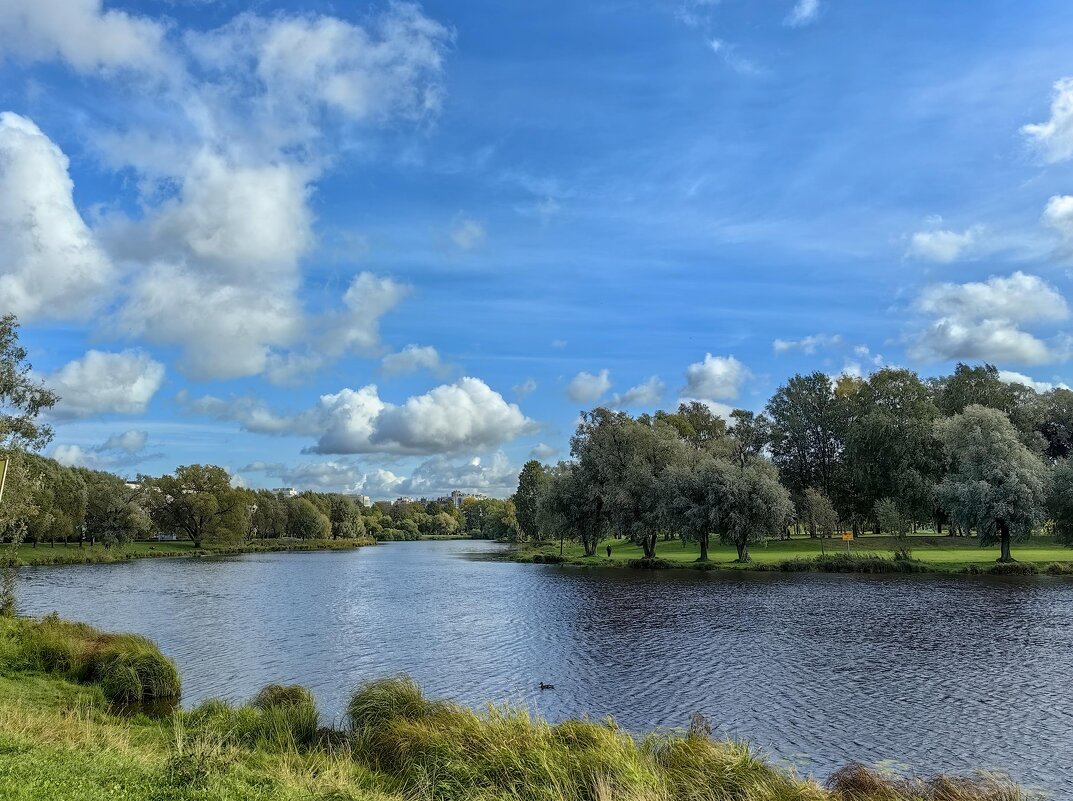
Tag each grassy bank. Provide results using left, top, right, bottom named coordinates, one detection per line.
left=0, top=616, right=1027, bottom=801
left=10, top=537, right=376, bottom=567
left=509, top=535, right=1073, bottom=576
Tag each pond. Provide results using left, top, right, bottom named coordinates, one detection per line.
left=15, top=540, right=1072, bottom=795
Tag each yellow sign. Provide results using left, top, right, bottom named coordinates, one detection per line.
left=841, top=532, right=854, bottom=541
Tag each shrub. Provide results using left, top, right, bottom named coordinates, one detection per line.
left=987, top=561, right=1039, bottom=576
left=92, top=634, right=181, bottom=702
left=254, top=683, right=316, bottom=710
left=627, top=558, right=674, bottom=570
left=778, top=554, right=931, bottom=574
left=346, top=676, right=438, bottom=737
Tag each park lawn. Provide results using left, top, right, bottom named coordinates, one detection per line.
left=12, top=537, right=375, bottom=567
left=516, top=534, right=1073, bottom=573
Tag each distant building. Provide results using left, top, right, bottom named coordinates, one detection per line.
left=354, top=495, right=371, bottom=508
left=449, top=490, right=489, bottom=508
left=273, top=487, right=299, bottom=497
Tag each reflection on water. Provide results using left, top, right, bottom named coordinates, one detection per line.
left=16, top=540, right=1073, bottom=794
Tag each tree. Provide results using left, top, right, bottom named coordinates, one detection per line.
left=766, top=372, right=846, bottom=509
left=662, top=457, right=730, bottom=561
left=803, top=487, right=838, bottom=540
left=143, top=465, right=245, bottom=548
left=719, top=458, right=793, bottom=562
left=1049, top=460, right=1073, bottom=545
left=286, top=497, right=331, bottom=539
left=539, top=463, right=605, bottom=555
left=654, top=402, right=728, bottom=450
left=513, top=460, right=548, bottom=541
left=936, top=405, right=1050, bottom=562
left=1037, top=388, right=1073, bottom=462
left=932, top=363, right=1039, bottom=439
left=80, top=470, right=148, bottom=547
left=841, top=368, right=943, bottom=530
left=328, top=495, right=366, bottom=539
left=251, top=490, right=289, bottom=539
left=874, top=497, right=910, bottom=558
left=728, top=409, right=770, bottom=468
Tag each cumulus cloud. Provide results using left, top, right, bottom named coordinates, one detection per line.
left=680, top=354, right=748, bottom=402
left=997, top=370, right=1069, bottom=393
left=46, top=350, right=165, bottom=419
left=909, top=272, right=1070, bottom=365
left=609, top=376, right=665, bottom=409
left=381, top=345, right=445, bottom=376
left=0, top=113, right=115, bottom=320
left=403, top=452, right=518, bottom=497
left=773, top=334, right=842, bottom=354
left=0, top=0, right=168, bottom=73
left=101, top=430, right=149, bottom=453
left=1022, top=77, right=1073, bottom=163
left=3, top=3, right=451, bottom=383
left=905, top=226, right=981, bottom=263
left=784, top=0, right=820, bottom=27
left=1043, top=195, right=1073, bottom=240
left=184, top=377, right=535, bottom=456
left=567, top=369, right=611, bottom=402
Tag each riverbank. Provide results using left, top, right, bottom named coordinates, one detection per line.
left=0, top=615, right=1026, bottom=801
left=508, top=535, right=1073, bottom=576
left=9, top=537, right=376, bottom=567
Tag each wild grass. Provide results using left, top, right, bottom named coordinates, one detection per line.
left=827, top=764, right=1027, bottom=800
left=1, top=614, right=179, bottom=702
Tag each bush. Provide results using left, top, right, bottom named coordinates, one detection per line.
left=253, top=683, right=316, bottom=710
left=986, top=561, right=1039, bottom=576
left=187, top=689, right=321, bottom=750
left=778, top=554, right=931, bottom=574
left=346, top=676, right=438, bottom=737
left=627, top=557, right=674, bottom=570
left=0, top=616, right=179, bottom=703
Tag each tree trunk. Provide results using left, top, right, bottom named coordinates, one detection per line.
left=641, top=535, right=656, bottom=559
left=997, top=519, right=1012, bottom=563
left=736, top=540, right=750, bottom=562
left=698, top=535, right=709, bottom=562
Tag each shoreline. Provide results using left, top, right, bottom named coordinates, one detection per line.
left=11, top=536, right=376, bottom=568
left=504, top=538, right=1073, bottom=577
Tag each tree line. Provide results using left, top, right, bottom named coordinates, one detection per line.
left=512, top=365, right=1073, bottom=563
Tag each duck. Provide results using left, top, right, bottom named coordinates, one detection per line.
left=539, top=682, right=555, bottom=691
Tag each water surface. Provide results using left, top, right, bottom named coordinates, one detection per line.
left=16, top=540, right=1071, bottom=795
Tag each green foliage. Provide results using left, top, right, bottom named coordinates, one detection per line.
left=1049, top=459, right=1073, bottom=545
left=804, top=488, right=839, bottom=539
left=513, top=460, right=548, bottom=541
left=0, top=314, right=58, bottom=451
left=80, top=469, right=148, bottom=546
left=286, top=497, right=332, bottom=539
left=936, top=405, right=1050, bottom=561
left=142, top=464, right=247, bottom=548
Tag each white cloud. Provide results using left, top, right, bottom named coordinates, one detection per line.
left=784, top=0, right=820, bottom=27
left=0, top=0, right=167, bottom=74
left=530, top=442, right=559, bottom=460
left=1022, top=77, right=1073, bottom=163
left=0, top=113, right=115, bottom=320
left=567, top=369, right=611, bottom=402
left=101, top=430, right=149, bottom=453
left=773, top=333, right=842, bottom=354
left=381, top=345, right=444, bottom=376
left=450, top=217, right=485, bottom=250
left=513, top=378, right=537, bottom=398
left=909, top=272, right=1070, bottom=365
left=609, top=376, right=665, bottom=408
left=906, top=226, right=981, bottom=263
left=52, top=429, right=152, bottom=469
left=916, top=271, right=1067, bottom=323
left=402, top=452, right=518, bottom=498
left=187, top=377, right=535, bottom=456
left=680, top=353, right=748, bottom=401
left=997, top=370, right=1069, bottom=394
left=5, top=4, right=450, bottom=383
left=1043, top=195, right=1073, bottom=239
left=46, top=350, right=165, bottom=419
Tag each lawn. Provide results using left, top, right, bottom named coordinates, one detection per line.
left=514, top=533, right=1073, bottom=573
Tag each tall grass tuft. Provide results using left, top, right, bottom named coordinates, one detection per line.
left=0, top=614, right=180, bottom=703
left=828, top=764, right=1027, bottom=800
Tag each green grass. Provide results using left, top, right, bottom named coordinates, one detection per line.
left=511, top=534, right=1073, bottom=575
left=12, top=537, right=375, bottom=567
left=0, top=615, right=1030, bottom=800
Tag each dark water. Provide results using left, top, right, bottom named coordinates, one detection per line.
left=15, top=540, right=1072, bottom=795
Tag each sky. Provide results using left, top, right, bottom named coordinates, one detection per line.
left=3, top=0, right=1073, bottom=499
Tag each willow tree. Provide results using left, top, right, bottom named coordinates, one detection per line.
left=720, top=458, right=793, bottom=562
left=936, top=405, right=1049, bottom=562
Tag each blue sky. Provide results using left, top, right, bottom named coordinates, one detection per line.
left=3, top=0, right=1073, bottom=498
